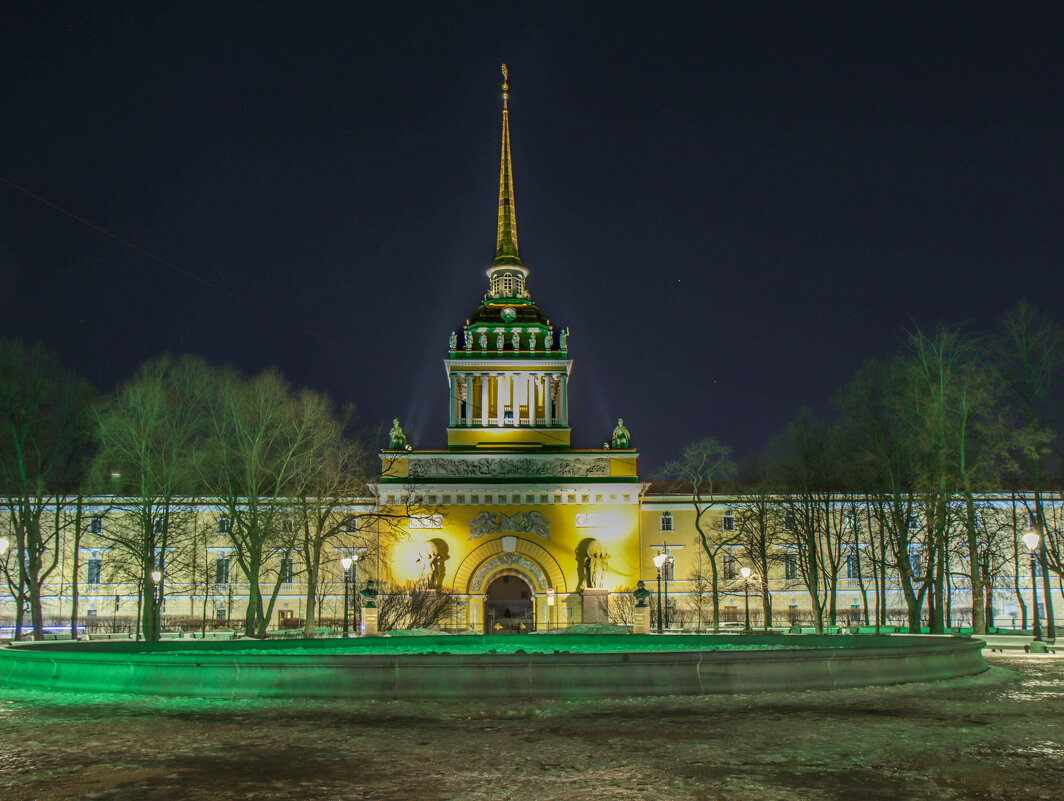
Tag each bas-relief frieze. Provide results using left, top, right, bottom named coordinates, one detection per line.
left=409, top=456, right=610, bottom=478
left=468, top=510, right=551, bottom=541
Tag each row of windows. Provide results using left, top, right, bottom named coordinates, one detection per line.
left=657, top=510, right=1049, bottom=533
left=78, top=555, right=296, bottom=586
left=85, top=515, right=358, bottom=536
left=385, top=493, right=632, bottom=506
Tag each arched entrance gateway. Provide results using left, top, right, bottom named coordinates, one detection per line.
left=484, top=574, right=535, bottom=634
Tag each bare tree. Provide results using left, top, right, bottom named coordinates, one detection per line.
left=94, top=355, right=204, bottom=640
left=0, top=340, right=96, bottom=640
left=198, top=367, right=340, bottom=637
left=660, top=437, right=736, bottom=633
left=995, top=302, right=1063, bottom=639
left=375, top=579, right=457, bottom=632
left=732, top=460, right=781, bottom=628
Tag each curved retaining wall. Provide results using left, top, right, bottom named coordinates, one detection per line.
left=0, top=634, right=987, bottom=699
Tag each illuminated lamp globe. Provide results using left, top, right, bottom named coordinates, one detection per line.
left=150, top=570, right=162, bottom=583
left=740, top=566, right=752, bottom=580
left=653, top=553, right=667, bottom=570
left=1022, top=529, right=1041, bottom=553
left=340, top=556, right=353, bottom=571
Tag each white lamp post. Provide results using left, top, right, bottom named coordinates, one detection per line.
left=340, top=556, right=353, bottom=637
left=1022, top=528, right=1042, bottom=643
left=653, top=552, right=667, bottom=634
left=740, top=566, right=753, bottom=633
left=149, top=570, right=162, bottom=640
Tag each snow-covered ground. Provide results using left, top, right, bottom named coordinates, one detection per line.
left=0, top=653, right=1060, bottom=800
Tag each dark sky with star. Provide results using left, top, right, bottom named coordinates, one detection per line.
left=2, top=2, right=1062, bottom=471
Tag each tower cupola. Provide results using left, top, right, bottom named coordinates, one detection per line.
left=444, top=66, right=573, bottom=450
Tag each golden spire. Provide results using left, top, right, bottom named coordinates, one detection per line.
left=493, top=63, right=522, bottom=268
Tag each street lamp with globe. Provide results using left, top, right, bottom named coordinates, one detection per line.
left=740, top=566, right=753, bottom=633
left=340, top=556, right=353, bottom=637
left=653, top=552, right=667, bottom=634
left=149, top=570, right=162, bottom=639
left=1022, top=528, right=1043, bottom=645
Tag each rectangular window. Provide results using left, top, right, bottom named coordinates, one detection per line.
left=414, top=495, right=423, bottom=505
left=456, top=494, right=465, bottom=504
left=723, top=552, right=737, bottom=580
left=87, top=557, right=102, bottom=585
left=90, top=516, right=103, bottom=534
left=722, top=513, right=736, bottom=532
left=216, top=605, right=227, bottom=623
left=512, top=494, right=521, bottom=504
left=908, top=514, right=919, bottom=530
left=846, top=549, right=859, bottom=579
left=410, top=515, right=443, bottom=529
left=426, top=495, right=437, bottom=504
left=215, top=556, right=230, bottom=585
left=580, top=494, right=589, bottom=504
left=909, top=549, right=923, bottom=577
left=785, top=553, right=798, bottom=581
left=784, top=512, right=796, bottom=531
left=471, top=495, right=479, bottom=504
left=484, top=495, right=493, bottom=504
left=663, top=557, right=675, bottom=582
left=280, top=556, right=294, bottom=584
left=217, top=516, right=231, bottom=534
left=595, top=494, right=603, bottom=503
left=567, top=494, right=576, bottom=504
left=554, top=494, right=562, bottom=504
left=1029, top=511, right=1038, bottom=527
left=526, top=495, right=534, bottom=504
left=153, top=516, right=165, bottom=534
left=660, top=513, right=673, bottom=531
left=609, top=494, right=617, bottom=503
left=540, top=494, right=548, bottom=504
left=623, top=494, right=631, bottom=503
left=844, top=512, right=857, bottom=531
left=442, top=495, right=451, bottom=505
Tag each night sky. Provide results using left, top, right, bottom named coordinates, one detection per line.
left=2, top=3, right=1062, bottom=471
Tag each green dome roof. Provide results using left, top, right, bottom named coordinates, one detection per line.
left=468, top=301, right=550, bottom=328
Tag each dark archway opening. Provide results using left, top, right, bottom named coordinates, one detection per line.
left=485, top=574, right=534, bottom=634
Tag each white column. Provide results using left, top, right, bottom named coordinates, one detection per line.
left=480, top=373, right=489, bottom=427
left=448, top=374, right=457, bottom=426
left=464, top=376, right=473, bottom=427
left=545, top=375, right=553, bottom=426
left=526, top=373, right=534, bottom=426
left=497, top=373, right=505, bottom=427
left=559, top=374, right=568, bottom=426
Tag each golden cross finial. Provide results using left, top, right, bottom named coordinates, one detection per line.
left=501, top=64, right=509, bottom=109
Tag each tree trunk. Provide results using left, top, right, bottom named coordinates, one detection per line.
left=964, top=496, right=986, bottom=635
left=69, top=499, right=83, bottom=639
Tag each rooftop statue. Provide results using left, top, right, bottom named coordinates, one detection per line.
left=388, top=418, right=408, bottom=451
left=611, top=418, right=631, bottom=449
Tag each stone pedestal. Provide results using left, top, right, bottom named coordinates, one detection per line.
left=361, top=606, right=379, bottom=637
left=633, top=605, right=649, bottom=634
left=581, top=589, right=609, bottom=625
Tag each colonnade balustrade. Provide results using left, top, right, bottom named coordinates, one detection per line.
left=448, top=372, right=567, bottom=427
